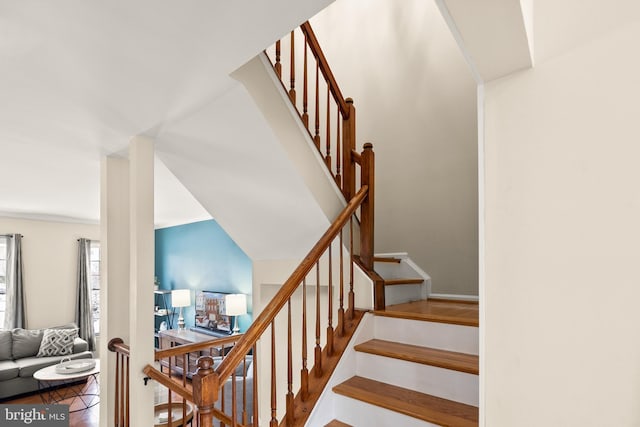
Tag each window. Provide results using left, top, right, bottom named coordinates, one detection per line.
left=0, top=236, right=6, bottom=328
left=89, top=241, right=101, bottom=335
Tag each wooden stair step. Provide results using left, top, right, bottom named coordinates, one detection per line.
left=355, top=339, right=479, bottom=375
left=375, top=299, right=479, bottom=327
left=324, top=420, right=352, bottom=427
left=373, top=256, right=402, bottom=263
left=333, top=376, right=478, bottom=427
left=383, top=278, right=424, bottom=286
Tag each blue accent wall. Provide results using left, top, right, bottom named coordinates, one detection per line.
left=155, top=219, right=252, bottom=332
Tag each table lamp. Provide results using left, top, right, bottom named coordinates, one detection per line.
left=171, top=289, right=191, bottom=330
left=224, top=294, right=247, bottom=335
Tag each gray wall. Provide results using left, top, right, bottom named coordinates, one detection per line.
left=311, top=0, right=478, bottom=294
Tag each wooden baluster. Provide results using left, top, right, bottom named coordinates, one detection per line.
left=314, top=261, right=322, bottom=377
left=221, top=368, right=227, bottom=427
left=302, top=35, right=309, bottom=128
left=275, top=40, right=282, bottom=79
left=182, top=401, right=188, bottom=427
left=360, top=143, right=375, bottom=270
left=125, top=355, right=130, bottom=427
left=184, top=353, right=188, bottom=386
left=342, top=98, right=356, bottom=200
left=286, top=298, right=294, bottom=425
left=338, top=229, right=345, bottom=336
left=348, top=217, right=355, bottom=319
left=252, top=345, right=259, bottom=427
left=168, top=356, right=173, bottom=427
left=231, top=370, right=237, bottom=427
left=336, top=109, right=342, bottom=187
left=270, top=321, right=278, bottom=427
left=325, top=84, right=332, bottom=170
left=242, top=356, right=248, bottom=426
left=289, top=31, right=296, bottom=104
left=168, top=358, right=173, bottom=427
left=314, top=62, right=320, bottom=149
left=182, top=354, right=188, bottom=427
left=301, top=278, right=309, bottom=400
left=114, top=352, right=120, bottom=426
left=326, top=244, right=334, bottom=356
left=120, top=354, right=126, bottom=426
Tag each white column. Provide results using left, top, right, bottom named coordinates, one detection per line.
left=128, top=136, right=156, bottom=426
left=99, top=155, right=131, bottom=427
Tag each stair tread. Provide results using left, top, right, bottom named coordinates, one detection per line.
left=325, top=420, right=352, bottom=427
left=375, top=299, right=479, bottom=327
left=355, top=339, right=479, bottom=375
left=384, top=278, right=424, bottom=285
left=373, top=256, right=402, bottom=263
left=333, top=376, right=478, bottom=427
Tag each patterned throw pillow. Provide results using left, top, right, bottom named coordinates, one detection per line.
left=36, top=328, right=78, bottom=357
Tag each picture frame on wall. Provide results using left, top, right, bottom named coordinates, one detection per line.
left=194, top=291, right=232, bottom=335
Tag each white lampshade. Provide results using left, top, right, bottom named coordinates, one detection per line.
left=224, top=294, right=247, bottom=316
left=171, top=289, right=191, bottom=308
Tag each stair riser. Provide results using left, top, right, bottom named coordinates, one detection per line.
left=374, top=258, right=423, bottom=280
left=333, top=395, right=441, bottom=427
left=374, top=316, right=479, bottom=355
left=356, top=352, right=479, bottom=406
left=385, top=283, right=425, bottom=306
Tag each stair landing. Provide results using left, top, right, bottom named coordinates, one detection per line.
left=375, top=298, right=479, bottom=327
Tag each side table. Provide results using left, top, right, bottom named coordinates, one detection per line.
left=33, top=359, right=100, bottom=413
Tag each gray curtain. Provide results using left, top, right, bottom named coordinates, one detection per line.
left=5, top=234, right=25, bottom=329
left=76, top=238, right=95, bottom=351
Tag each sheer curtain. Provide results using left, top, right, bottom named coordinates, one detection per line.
left=76, top=238, right=95, bottom=351
left=5, top=234, right=25, bottom=329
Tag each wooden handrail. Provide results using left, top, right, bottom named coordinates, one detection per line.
left=143, top=365, right=193, bottom=401
left=108, top=337, right=130, bottom=356
left=351, top=149, right=362, bottom=165
left=267, top=21, right=357, bottom=199
left=154, top=334, right=242, bottom=360
left=216, top=184, right=369, bottom=383
left=300, top=22, right=349, bottom=117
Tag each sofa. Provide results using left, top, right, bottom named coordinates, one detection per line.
left=0, top=325, right=93, bottom=400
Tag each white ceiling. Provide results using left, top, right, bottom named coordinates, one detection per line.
left=0, top=0, right=331, bottom=229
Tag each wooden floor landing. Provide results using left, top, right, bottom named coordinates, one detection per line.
left=375, top=298, right=479, bottom=327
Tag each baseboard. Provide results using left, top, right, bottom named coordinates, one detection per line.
left=428, top=293, right=479, bottom=302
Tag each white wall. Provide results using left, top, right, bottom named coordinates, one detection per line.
left=0, top=216, right=99, bottom=329
left=484, top=4, right=640, bottom=425
left=311, top=0, right=478, bottom=295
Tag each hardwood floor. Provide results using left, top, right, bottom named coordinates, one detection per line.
left=3, top=380, right=100, bottom=427
left=3, top=379, right=190, bottom=427
left=375, top=298, right=479, bottom=326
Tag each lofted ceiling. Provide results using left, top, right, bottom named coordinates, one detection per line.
left=0, top=0, right=331, bottom=230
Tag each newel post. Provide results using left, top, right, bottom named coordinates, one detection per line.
left=360, top=143, right=375, bottom=270
left=193, top=356, right=219, bottom=427
left=342, top=98, right=356, bottom=201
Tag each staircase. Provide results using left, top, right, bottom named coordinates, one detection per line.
left=372, top=254, right=431, bottom=306
left=238, top=22, right=480, bottom=426
left=124, top=18, right=480, bottom=427
left=321, top=300, right=479, bottom=427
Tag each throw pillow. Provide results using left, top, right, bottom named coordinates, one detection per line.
left=11, top=328, right=44, bottom=359
left=0, top=330, right=12, bottom=360
left=36, top=328, right=78, bottom=357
